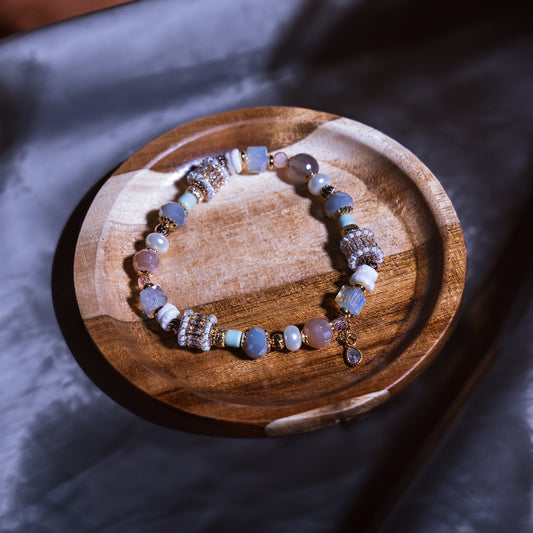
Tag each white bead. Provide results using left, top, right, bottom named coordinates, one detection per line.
left=307, top=173, right=331, bottom=196
left=230, top=148, right=242, bottom=174
left=350, top=264, right=378, bottom=293
left=284, top=325, right=302, bottom=351
left=225, top=152, right=236, bottom=175
left=145, top=232, right=169, bottom=254
left=156, top=303, right=180, bottom=331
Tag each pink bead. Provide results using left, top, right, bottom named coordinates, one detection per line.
left=133, top=249, right=161, bottom=275
left=137, top=274, right=152, bottom=289
left=273, top=152, right=288, bottom=169
left=303, top=317, right=333, bottom=348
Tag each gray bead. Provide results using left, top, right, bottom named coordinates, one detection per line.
left=243, top=327, right=269, bottom=358
left=325, top=192, right=354, bottom=217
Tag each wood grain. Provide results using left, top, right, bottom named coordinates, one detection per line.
left=73, top=106, right=466, bottom=436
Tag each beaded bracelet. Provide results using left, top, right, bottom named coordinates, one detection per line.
left=132, top=146, right=384, bottom=367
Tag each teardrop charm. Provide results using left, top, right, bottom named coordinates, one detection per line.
left=344, top=346, right=362, bottom=367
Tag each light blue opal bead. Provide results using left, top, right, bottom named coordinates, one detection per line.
left=335, top=285, right=366, bottom=315
left=246, top=146, right=268, bottom=173
left=139, top=286, right=168, bottom=318
left=243, top=327, right=269, bottom=358
left=225, top=329, right=243, bottom=348
left=159, top=202, right=187, bottom=228
left=177, top=191, right=197, bottom=212
left=325, top=192, right=354, bottom=217
left=338, top=213, right=356, bottom=229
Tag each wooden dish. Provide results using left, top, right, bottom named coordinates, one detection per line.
left=74, top=106, right=466, bottom=437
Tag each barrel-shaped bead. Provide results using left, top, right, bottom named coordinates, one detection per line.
left=243, top=327, right=269, bottom=358
left=177, top=192, right=197, bottom=212
left=350, top=265, right=379, bottom=293
left=139, top=285, right=168, bottom=318
left=303, top=318, right=333, bottom=348
left=325, top=192, right=354, bottom=217
left=145, top=232, right=169, bottom=254
left=246, top=146, right=268, bottom=173
left=133, top=249, right=161, bottom=275
left=159, top=202, right=187, bottom=228
left=225, top=329, right=243, bottom=348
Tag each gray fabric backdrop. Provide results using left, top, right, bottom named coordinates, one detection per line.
left=1, top=0, right=532, bottom=531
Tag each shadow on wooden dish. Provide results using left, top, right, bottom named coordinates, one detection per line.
left=73, top=106, right=466, bottom=437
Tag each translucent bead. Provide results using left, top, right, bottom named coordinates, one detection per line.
left=288, top=153, right=319, bottom=183
left=308, top=173, right=331, bottom=195
left=137, top=274, right=152, bottom=290
left=350, top=265, right=378, bottom=293
left=159, top=202, right=187, bottom=228
left=225, top=329, right=243, bottom=348
left=303, top=318, right=333, bottom=348
left=139, top=285, right=168, bottom=318
left=243, top=327, right=269, bottom=358
left=325, top=192, right=354, bottom=217
left=145, top=232, right=169, bottom=254
left=273, top=152, right=288, bottom=169
left=283, top=325, right=302, bottom=351
left=246, top=146, right=268, bottom=173
left=133, top=249, right=161, bottom=275
left=177, top=192, right=197, bottom=212
left=156, top=303, right=180, bottom=331
left=335, top=285, right=366, bottom=315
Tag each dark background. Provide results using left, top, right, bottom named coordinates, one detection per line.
left=1, top=1, right=532, bottom=531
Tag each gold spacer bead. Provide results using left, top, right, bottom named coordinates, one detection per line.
left=269, top=331, right=285, bottom=351
left=240, top=151, right=247, bottom=172
left=240, top=329, right=247, bottom=348
left=186, top=184, right=206, bottom=202
left=338, top=308, right=352, bottom=318
left=352, top=282, right=366, bottom=293
left=301, top=330, right=309, bottom=345
left=340, top=224, right=360, bottom=237
left=267, top=155, right=274, bottom=170
left=335, top=205, right=354, bottom=217
left=159, top=216, right=178, bottom=231
left=321, top=185, right=336, bottom=199
left=265, top=332, right=272, bottom=353
left=212, top=327, right=227, bottom=348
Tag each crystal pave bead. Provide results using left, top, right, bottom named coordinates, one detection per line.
left=177, top=310, right=217, bottom=352
left=139, top=285, right=168, bottom=318
left=186, top=156, right=230, bottom=202
left=335, top=285, right=366, bottom=315
left=340, top=228, right=384, bottom=269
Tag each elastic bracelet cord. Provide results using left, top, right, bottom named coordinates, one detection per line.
left=132, top=147, right=384, bottom=367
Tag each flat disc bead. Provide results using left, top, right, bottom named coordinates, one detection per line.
left=145, top=232, right=169, bottom=254
left=288, top=153, right=319, bottom=183
left=133, top=249, right=161, bottom=274
left=325, top=192, right=354, bottom=217
left=303, top=318, right=333, bottom=348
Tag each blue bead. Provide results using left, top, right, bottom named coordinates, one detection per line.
left=335, top=285, right=366, bottom=315
left=225, top=329, right=243, bottom=348
left=160, top=202, right=187, bottom=228
left=243, top=327, right=268, bottom=358
left=325, top=192, right=354, bottom=217
left=177, top=192, right=197, bottom=212
left=139, top=286, right=168, bottom=318
left=338, top=213, right=356, bottom=228
left=246, top=146, right=268, bottom=173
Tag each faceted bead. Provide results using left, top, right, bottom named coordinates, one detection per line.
left=308, top=173, right=331, bottom=195
left=350, top=264, right=379, bottom=293
left=246, top=146, right=268, bottom=173
left=273, top=152, right=288, bottom=169
left=145, top=232, right=169, bottom=254
left=139, top=285, right=168, bottom=318
left=156, top=303, right=180, bottom=331
left=283, top=325, right=302, bottom=351
left=331, top=316, right=349, bottom=332
left=225, top=329, right=243, bottom=348
left=243, top=327, right=269, bottom=358
left=288, top=153, right=319, bottom=183
left=335, top=285, right=366, bottom=315
left=345, top=347, right=362, bottom=367
left=303, top=318, right=333, bottom=348
left=137, top=274, right=152, bottom=290
left=133, top=249, right=161, bottom=275
left=159, top=202, right=187, bottom=228
left=325, top=192, right=354, bottom=217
